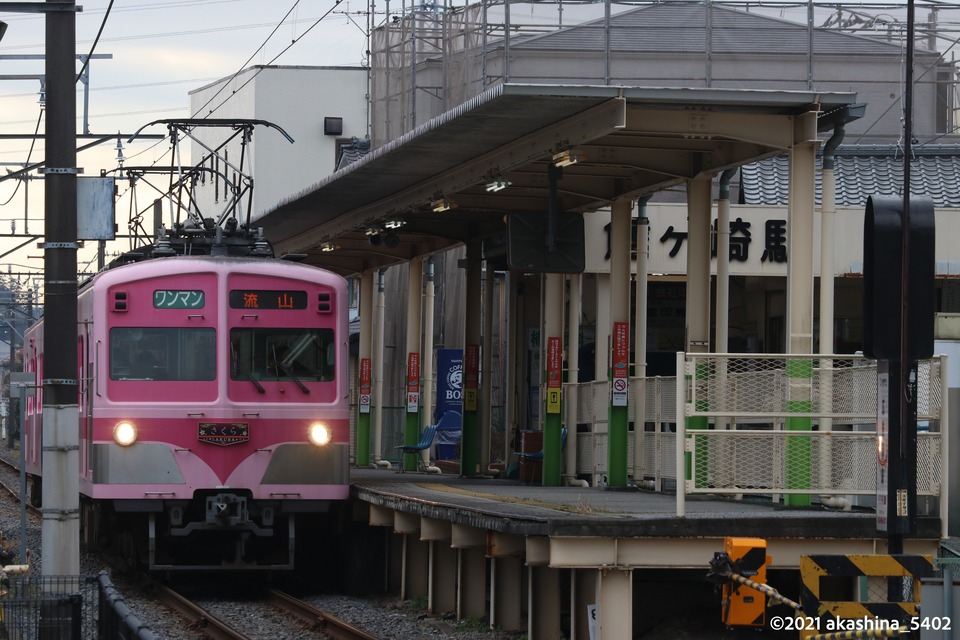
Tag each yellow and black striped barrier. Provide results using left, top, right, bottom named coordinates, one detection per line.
left=799, top=554, right=935, bottom=639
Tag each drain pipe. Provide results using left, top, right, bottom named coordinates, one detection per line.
left=422, top=258, right=439, bottom=474
left=819, top=124, right=844, bottom=507
left=373, top=269, right=392, bottom=470
left=716, top=170, right=736, bottom=439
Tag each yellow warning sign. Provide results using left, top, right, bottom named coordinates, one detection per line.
left=465, top=388, right=477, bottom=411
left=547, top=388, right=561, bottom=414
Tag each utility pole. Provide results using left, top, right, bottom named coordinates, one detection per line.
left=42, top=0, right=80, bottom=578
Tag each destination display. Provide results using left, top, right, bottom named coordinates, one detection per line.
left=229, top=290, right=308, bottom=310
left=154, top=290, right=205, bottom=309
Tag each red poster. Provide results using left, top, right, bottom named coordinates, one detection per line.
left=612, top=321, right=629, bottom=379
left=359, top=358, right=371, bottom=392
left=406, top=352, right=420, bottom=393
left=465, top=344, right=479, bottom=388
left=547, top=337, right=562, bottom=388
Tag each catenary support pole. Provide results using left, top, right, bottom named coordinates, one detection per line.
left=42, top=0, right=80, bottom=579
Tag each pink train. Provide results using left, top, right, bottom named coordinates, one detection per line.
left=23, top=250, right=351, bottom=570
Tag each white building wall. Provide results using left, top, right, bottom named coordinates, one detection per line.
left=189, top=66, right=369, bottom=224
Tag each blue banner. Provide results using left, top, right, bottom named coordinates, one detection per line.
left=435, top=348, right=463, bottom=423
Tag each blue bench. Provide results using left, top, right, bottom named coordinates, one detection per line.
left=395, top=424, right=438, bottom=472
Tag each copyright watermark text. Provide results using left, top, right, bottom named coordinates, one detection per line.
left=768, top=615, right=952, bottom=632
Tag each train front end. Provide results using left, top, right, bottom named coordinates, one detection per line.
left=79, top=257, right=350, bottom=570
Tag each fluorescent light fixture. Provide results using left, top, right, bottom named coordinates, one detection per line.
left=365, top=227, right=381, bottom=236
left=384, top=217, right=405, bottom=230
left=552, top=149, right=583, bottom=167
left=320, top=242, right=337, bottom=252
left=431, top=197, right=456, bottom=212
left=485, top=177, right=511, bottom=192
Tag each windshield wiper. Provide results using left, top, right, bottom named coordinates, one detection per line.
left=278, top=363, right=310, bottom=394
left=238, top=367, right=265, bottom=394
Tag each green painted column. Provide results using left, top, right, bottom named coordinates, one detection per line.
left=356, top=359, right=371, bottom=466
left=543, top=335, right=563, bottom=486
left=542, top=273, right=564, bottom=486
left=403, top=353, right=422, bottom=471
left=784, top=358, right=812, bottom=506
left=607, top=199, right=632, bottom=488
left=356, top=271, right=374, bottom=467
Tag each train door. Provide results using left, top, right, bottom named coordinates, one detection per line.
left=79, top=326, right=93, bottom=480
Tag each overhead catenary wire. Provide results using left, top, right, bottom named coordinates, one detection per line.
left=190, top=0, right=305, bottom=118
left=76, top=0, right=115, bottom=83
left=0, top=108, right=43, bottom=208
left=199, top=1, right=344, bottom=118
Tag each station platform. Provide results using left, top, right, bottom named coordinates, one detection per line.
left=348, top=468, right=945, bottom=639
left=350, top=467, right=942, bottom=568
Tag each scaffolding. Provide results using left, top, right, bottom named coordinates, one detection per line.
left=369, top=0, right=960, bottom=147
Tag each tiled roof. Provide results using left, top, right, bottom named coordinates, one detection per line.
left=336, top=138, right=372, bottom=171
left=739, top=145, right=960, bottom=208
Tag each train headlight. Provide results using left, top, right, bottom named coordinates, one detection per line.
left=113, top=421, right=138, bottom=447
left=308, top=422, right=332, bottom=446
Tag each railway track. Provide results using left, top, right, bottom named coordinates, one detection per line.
left=0, top=455, right=39, bottom=517
left=157, top=582, right=381, bottom=640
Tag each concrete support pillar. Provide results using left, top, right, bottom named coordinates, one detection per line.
left=565, top=274, right=582, bottom=484
left=608, top=198, right=632, bottom=487
left=597, top=568, right=632, bottom=640
left=492, top=556, right=524, bottom=631
left=357, top=271, right=374, bottom=466
left=402, top=534, right=429, bottom=600
left=458, top=547, right=487, bottom=620
left=787, top=113, right=818, bottom=357
left=685, top=176, right=713, bottom=486
left=463, top=243, right=482, bottom=476
left=528, top=565, right=563, bottom=640
left=373, top=269, right=387, bottom=464
left=403, top=257, right=425, bottom=472
left=785, top=112, right=819, bottom=507
left=481, top=261, right=495, bottom=474
left=421, top=259, right=436, bottom=469
left=685, top=176, right=713, bottom=355
left=430, top=542, right=458, bottom=615
left=542, top=273, right=565, bottom=486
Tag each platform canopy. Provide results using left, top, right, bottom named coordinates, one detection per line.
left=257, top=83, right=859, bottom=276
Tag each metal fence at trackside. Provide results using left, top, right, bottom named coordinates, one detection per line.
left=97, top=571, right=158, bottom=640
left=570, top=354, right=947, bottom=524
left=0, top=574, right=98, bottom=640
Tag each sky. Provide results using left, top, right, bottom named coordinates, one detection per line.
left=0, top=0, right=370, bottom=293
left=0, top=0, right=943, bottom=300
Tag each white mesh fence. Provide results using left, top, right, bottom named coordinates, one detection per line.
left=571, top=354, right=946, bottom=503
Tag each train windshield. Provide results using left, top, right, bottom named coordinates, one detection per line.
left=110, top=327, right=216, bottom=381
left=230, top=328, right=335, bottom=383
